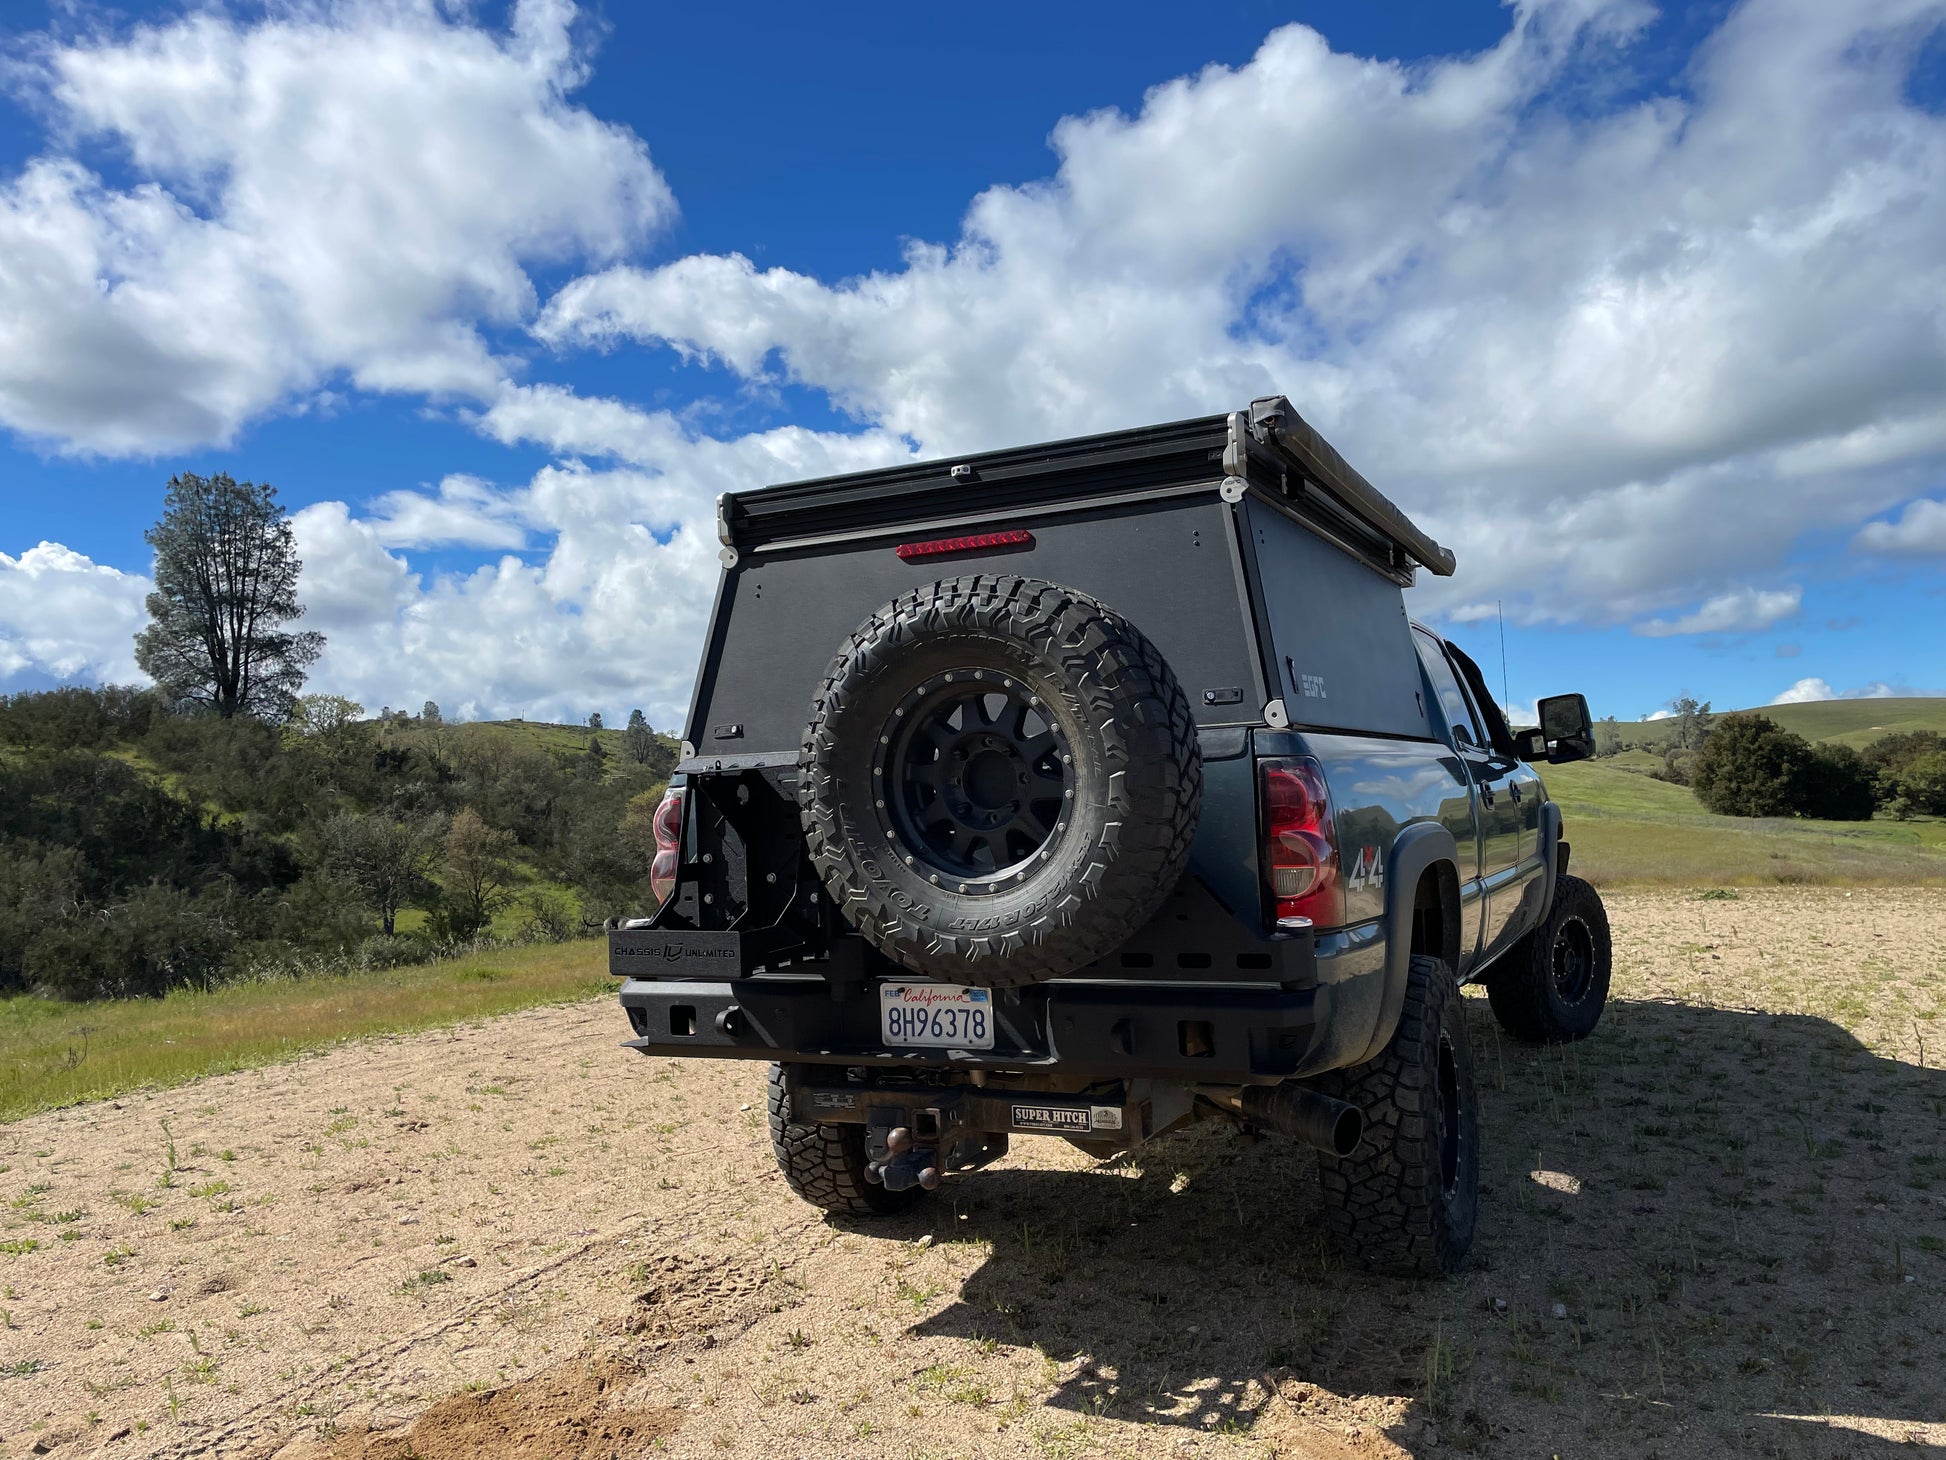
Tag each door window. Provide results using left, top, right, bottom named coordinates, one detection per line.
left=1413, top=631, right=1482, bottom=749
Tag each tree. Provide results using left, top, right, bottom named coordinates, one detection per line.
left=320, top=812, right=443, bottom=936
left=440, top=808, right=516, bottom=940
left=289, top=694, right=364, bottom=737
left=1689, top=714, right=1816, bottom=817
left=422, top=701, right=442, bottom=725
left=1668, top=696, right=1714, bottom=752
left=1800, top=743, right=1875, bottom=822
left=624, top=709, right=655, bottom=765
left=1594, top=716, right=1621, bottom=757
left=588, top=711, right=604, bottom=733
left=135, top=473, right=323, bottom=720
left=579, top=729, right=609, bottom=780
left=1895, top=749, right=1946, bottom=816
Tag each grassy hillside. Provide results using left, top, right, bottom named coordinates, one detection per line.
left=393, top=716, right=642, bottom=760
left=1543, top=758, right=1946, bottom=886
left=0, top=939, right=609, bottom=1121
left=1616, top=696, right=1946, bottom=748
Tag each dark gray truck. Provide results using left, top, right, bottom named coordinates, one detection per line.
left=611, top=396, right=1612, bottom=1275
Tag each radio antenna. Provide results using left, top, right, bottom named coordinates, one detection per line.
left=1498, top=600, right=1511, bottom=722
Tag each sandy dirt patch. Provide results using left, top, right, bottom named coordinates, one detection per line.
left=2, top=889, right=1942, bottom=1459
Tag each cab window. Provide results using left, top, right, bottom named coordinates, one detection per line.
left=1413, top=630, right=1483, bottom=749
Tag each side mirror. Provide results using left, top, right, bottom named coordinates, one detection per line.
left=1536, top=693, right=1594, bottom=763
left=1515, top=727, right=1548, bottom=760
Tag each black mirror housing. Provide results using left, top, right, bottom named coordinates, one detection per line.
left=1536, top=693, right=1594, bottom=763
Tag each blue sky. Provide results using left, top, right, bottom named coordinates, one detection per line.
left=1, top=0, right=1941, bottom=727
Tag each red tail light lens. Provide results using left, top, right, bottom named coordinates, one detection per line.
left=894, top=529, right=1033, bottom=561
left=649, top=788, right=684, bottom=906
left=1261, top=758, right=1342, bottom=927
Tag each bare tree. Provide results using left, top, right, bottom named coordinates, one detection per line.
left=321, top=812, right=444, bottom=937
left=441, top=808, right=517, bottom=939
left=135, top=473, right=323, bottom=720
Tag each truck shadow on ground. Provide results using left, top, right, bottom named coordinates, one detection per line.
left=895, top=995, right=1946, bottom=1457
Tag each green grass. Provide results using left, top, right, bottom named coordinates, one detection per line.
left=0, top=941, right=610, bottom=1123
left=1615, top=696, right=1946, bottom=750
left=1543, top=759, right=1946, bottom=887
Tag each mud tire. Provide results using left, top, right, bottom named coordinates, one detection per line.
left=1314, top=955, right=1479, bottom=1277
left=1486, top=874, right=1612, bottom=1044
left=799, top=575, right=1200, bottom=987
left=766, top=1065, right=924, bottom=1218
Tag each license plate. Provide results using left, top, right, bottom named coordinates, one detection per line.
left=879, top=983, right=994, bottom=1050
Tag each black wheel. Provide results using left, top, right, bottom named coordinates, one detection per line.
left=799, top=575, right=1200, bottom=987
left=766, top=1065, right=925, bottom=1217
left=1485, top=874, right=1612, bottom=1044
left=1314, top=956, right=1478, bottom=1277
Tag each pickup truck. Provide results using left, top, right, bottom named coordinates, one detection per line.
left=611, top=396, right=1613, bottom=1276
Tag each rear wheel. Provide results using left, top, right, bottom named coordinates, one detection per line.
left=1314, top=956, right=1478, bottom=1277
left=1486, top=874, right=1612, bottom=1044
left=767, top=1065, right=926, bottom=1217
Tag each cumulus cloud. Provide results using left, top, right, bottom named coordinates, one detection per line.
left=0, top=0, right=671, bottom=454
left=1770, top=676, right=1900, bottom=704
left=540, top=0, right=1946, bottom=632
left=0, top=542, right=149, bottom=683
left=363, top=476, right=529, bottom=552
left=1635, top=585, right=1802, bottom=637
left=5, top=0, right=1945, bottom=719
left=1854, top=497, right=1946, bottom=556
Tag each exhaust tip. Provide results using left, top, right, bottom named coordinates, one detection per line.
left=1330, top=1106, right=1363, bottom=1158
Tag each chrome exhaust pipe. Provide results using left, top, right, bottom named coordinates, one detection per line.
left=1237, top=1083, right=1363, bottom=1157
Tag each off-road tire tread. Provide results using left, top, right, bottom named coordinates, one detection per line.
left=1314, top=955, right=1478, bottom=1277
left=766, top=1065, right=923, bottom=1217
left=1485, top=874, right=1612, bottom=1044
left=799, top=574, right=1201, bottom=987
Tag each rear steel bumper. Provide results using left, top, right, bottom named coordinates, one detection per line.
left=616, top=971, right=1322, bottom=1085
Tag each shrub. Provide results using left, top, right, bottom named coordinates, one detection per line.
left=355, top=933, right=436, bottom=970
left=1893, top=749, right=1946, bottom=816
left=1800, top=743, right=1876, bottom=822
left=26, top=884, right=236, bottom=1000
left=519, top=890, right=579, bottom=943
left=1689, top=715, right=1818, bottom=818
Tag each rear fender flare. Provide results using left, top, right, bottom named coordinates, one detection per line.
left=1350, top=822, right=1460, bottom=1068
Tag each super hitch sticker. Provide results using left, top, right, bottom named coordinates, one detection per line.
left=1010, top=1104, right=1091, bottom=1133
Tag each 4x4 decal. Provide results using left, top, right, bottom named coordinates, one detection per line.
left=1346, top=845, right=1385, bottom=892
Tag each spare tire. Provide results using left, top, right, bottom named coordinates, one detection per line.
left=799, top=575, right=1200, bottom=987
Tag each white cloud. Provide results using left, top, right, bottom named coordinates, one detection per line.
left=1855, top=497, right=1946, bottom=556
left=1771, top=676, right=1836, bottom=704
left=1634, top=586, right=1802, bottom=637
left=1770, top=676, right=1901, bottom=704
left=541, top=0, right=1946, bottom=633
left=0, top=0, right=671, bottom=454
left=5, top=0, right=1946, bottom=721
left=0, top=542, right=149, bottom=683
left=363, top=476, right=529, bottom=552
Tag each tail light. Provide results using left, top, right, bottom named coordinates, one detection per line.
left=1261, top=758, right=1343, bottom=928
left=649, top=787, right=684, bottom=906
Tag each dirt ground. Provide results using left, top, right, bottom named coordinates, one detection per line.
left=2, top=889, right=1943, bottom=1460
